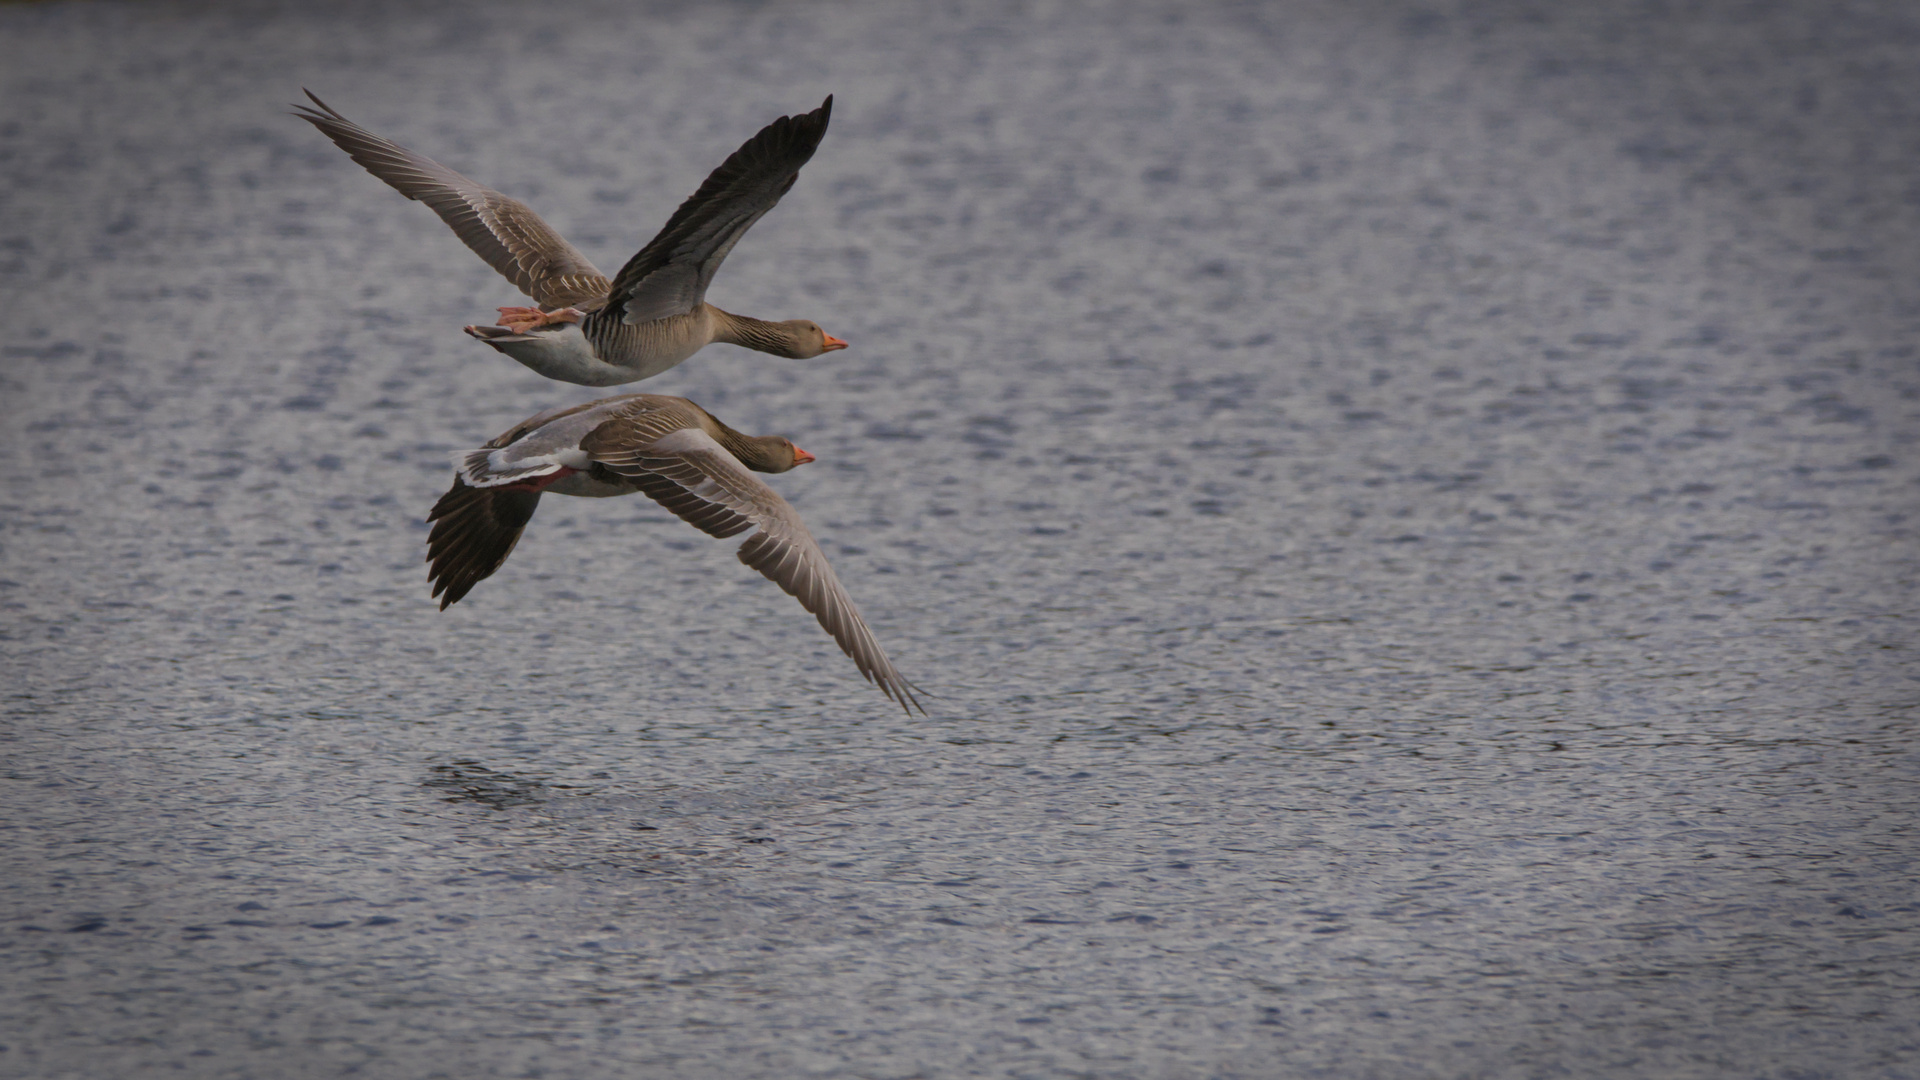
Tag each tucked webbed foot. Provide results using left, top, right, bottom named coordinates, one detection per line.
left=495, top=306, right=586, bottom=334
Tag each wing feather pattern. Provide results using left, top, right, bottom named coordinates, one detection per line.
left=425, top=480, right=543, bottom=610
left=584, top=410, right=923, bottom=714
left=601, top=97, right=833, bottom=325
left=295, top=91, right=610, bottom=309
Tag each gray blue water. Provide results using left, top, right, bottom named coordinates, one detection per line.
left=2, top=1, right=1916, bottom=1076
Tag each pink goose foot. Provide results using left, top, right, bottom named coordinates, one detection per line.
left=494, top=306, right=586, bottom=334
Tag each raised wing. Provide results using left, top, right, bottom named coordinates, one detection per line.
left=601, top=97, right=832, bottom=325
left=584, top=419, right=923, bottom=714
left=426, top=480, right=543, bottom=610
left=295, top=91, right=611, bottom=310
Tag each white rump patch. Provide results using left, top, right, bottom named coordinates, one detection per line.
left=454, top=448, right=573, bottom=488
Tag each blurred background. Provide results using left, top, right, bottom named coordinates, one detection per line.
left=2, top=1, right=1915, bottom=1077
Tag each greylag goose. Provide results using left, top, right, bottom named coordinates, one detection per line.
left=428, top=395, right=921, bottom=713
left=295, top=92, right=847, bottom=386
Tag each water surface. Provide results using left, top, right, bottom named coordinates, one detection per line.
left=2, top=1, right=1916, bottom=1077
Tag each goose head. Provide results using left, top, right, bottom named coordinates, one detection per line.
left=775, top=320, right=849, bottom=359
left=740, top=437, right=816, bottom=473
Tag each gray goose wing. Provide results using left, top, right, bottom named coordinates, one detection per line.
left=600, top=97, right=832, bottom=326
left=425, top=481, right=542, bottom=610
left=581, top=405, right=923, bottom=714
left=295, top=91, right=611, bottom=310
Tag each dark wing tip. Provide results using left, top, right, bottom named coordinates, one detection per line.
left=801, top=95, right=832, bottom=139
left=764, top=96, right=832, bottom=156
left=894, top=679, right=928, bottom=716
left=292, top=89, right=344, bottom=121
left=880, top=668, right=928, bottom=715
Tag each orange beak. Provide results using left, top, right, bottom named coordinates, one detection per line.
left=821, top=334, right=849, bottom=352
left=792, top=446, right=816, bottom=465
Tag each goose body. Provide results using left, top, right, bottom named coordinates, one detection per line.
left=428, top=395, right=920, bottom=712
left=297, top=94, right=847, bottom=386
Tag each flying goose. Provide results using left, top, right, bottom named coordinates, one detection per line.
left=296, top=93, right=847, bottom=386
left=428, top=394, right=921, bottom=713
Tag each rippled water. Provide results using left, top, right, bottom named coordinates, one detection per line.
left=3, top=1, right=1916, bottom=1077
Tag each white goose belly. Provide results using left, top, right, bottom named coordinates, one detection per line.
left=475, top=323, right=648, bottom=386
left=476, top=310, right=713, bottom=386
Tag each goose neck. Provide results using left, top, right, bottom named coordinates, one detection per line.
left=709, top=306, right=799, bottom=358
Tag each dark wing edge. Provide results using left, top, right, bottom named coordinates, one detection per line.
left=425, top=479, right=542, bottom=610
left=600, top=96, right=833, bottom=325
left=293, top=90, right=610, bottom=309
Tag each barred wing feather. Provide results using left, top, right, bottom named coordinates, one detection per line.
left=295, top=91, right=610, bottom=310
left=591, top=430, right=921, bottom=714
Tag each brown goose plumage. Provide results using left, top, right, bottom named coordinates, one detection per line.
left=296, top=92, right=846, bottom=386
left=427, top=395, right=922, bottom=713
